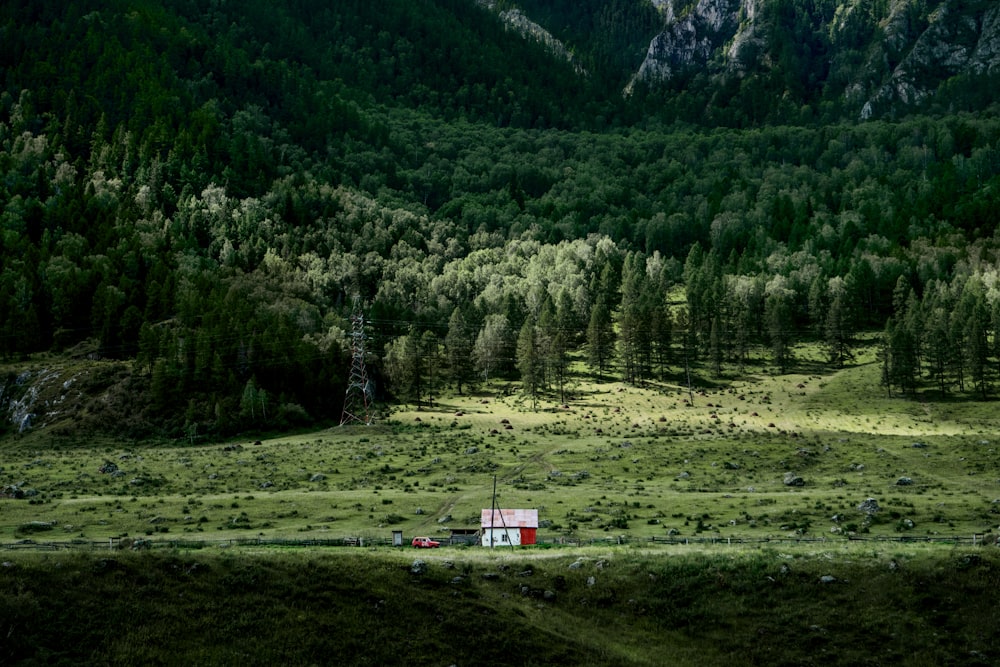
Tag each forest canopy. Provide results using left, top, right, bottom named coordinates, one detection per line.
left=2, top=0, right=1000, bottom=437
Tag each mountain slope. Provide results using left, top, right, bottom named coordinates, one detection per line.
left=617, top=0, right=1000, bottom=119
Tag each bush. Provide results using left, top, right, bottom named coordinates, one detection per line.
left=15, top=521, right=55, bottom=536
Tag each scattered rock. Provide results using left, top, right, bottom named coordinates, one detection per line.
left=410, top=559, right=427, bottom=574
left=0, top=485, right=25, bottom=499
left=783, top=472, right=805, bottom=486
left=858, top=498, right=881, bottom=514
left=569, top=559, right=585, bottom=570
left=309, top=473, right=326, bottom=482
left=819, top=575, right=837, bottom=584
left=896, top=476, right=913, bottom=486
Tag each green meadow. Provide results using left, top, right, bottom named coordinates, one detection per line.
left=3, top=348, right=1000, bottom=665
left=3, top=349, right=999, bottom=546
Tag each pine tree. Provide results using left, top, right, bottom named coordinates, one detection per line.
left=445, top=307, right=475, bottom=394
left=766, top=292, right=793, bottom=373
left=586, top=298, right=615, bottom=381
left=516, top=319, right=540, bottom=411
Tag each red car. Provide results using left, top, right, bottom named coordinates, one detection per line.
left=411, top=536, right=440, bottom=548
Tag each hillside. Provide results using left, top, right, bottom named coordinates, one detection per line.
left=2, top=0, right=1000, bottom=440
left=498, top=0, right=1000, bottom=123
left=2, top=547, right=998, bottom=666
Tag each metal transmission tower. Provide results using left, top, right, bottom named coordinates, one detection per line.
left=340, top=297, right=374, bottom=426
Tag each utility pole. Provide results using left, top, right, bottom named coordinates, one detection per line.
left=340, top=296, right=373, bottom=426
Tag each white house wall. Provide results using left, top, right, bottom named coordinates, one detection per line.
left=481, top=527, right=521, bottom=547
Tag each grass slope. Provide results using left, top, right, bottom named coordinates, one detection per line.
left=2, top=348, right=1000, bottom=665
left=2, top=354, right=998, bottom=545
left=1, top=546, right=997, bottom=666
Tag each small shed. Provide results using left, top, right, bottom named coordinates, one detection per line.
left=481, top=508, right=538, bottom=547
left=448, top=528, right=480, bottom=545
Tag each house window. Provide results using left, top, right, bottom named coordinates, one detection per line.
left=501, top=533, right=509, bottom=543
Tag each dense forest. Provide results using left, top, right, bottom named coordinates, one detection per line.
left=2, top=0, right=1000, bottom=438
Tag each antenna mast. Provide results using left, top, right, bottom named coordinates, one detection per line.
left=340, top=296, right=373, bottom=426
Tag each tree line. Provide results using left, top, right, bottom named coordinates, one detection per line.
left=3, top=1, right=1000, bottom=437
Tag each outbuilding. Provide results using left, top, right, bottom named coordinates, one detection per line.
left=480, top=508, right=538, bottom=547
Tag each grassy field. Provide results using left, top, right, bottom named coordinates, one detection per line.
left=2, top=349, right=999, bottom=547
left=2, top=349, right=1000, bottom=665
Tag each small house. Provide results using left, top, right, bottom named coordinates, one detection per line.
left=480, top=508, right=538, bottom=547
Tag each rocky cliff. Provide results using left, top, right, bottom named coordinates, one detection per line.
left=857, top=0, right=1000, bottom=118
left=629, top=0, right=1000, bottom=117
left=489, top=0, right=1000, bottom=119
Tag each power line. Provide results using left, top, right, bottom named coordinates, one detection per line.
left=340, top=295, right=373, bottom=426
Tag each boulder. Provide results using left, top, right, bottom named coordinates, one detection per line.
left=783, top=472, right=805, bottom=486
left=857, top=498, right=881, bottom=514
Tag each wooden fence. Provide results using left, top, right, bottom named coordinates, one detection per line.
left=1, top=533, right=994, bottom=552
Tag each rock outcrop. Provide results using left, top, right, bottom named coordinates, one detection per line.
left=617, top=0, right=1000, bottom=117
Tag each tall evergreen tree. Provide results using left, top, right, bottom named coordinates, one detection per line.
left=516, top=319, right=541, bottom=411
left=421, top=330, right=440, bottom=406
left=765, top=292, right=794, bottom=373
left=587, top=297, right=615, bottom=381
left=445, top=307, right=475, bottom=394
left=824, top=280, right=854, bottom=367
left=618, top=251, right=652, bottom=385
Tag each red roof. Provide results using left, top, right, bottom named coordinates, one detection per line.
left=481, top=508, right=538, bottom=529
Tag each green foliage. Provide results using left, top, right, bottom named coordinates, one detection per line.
left=3, top=0, right=1000, bottom=435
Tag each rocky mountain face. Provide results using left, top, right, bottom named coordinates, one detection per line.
left=624, top=0, right=758, bottom=96
left=487, top=0, right=1000, bottom=119
left=855, top=0, right=1000, bottom=117
left=475, top=0, right=585, bottom=74
left=634, top=0, right=1000, bottom=117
